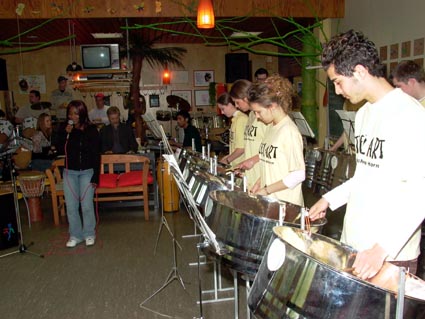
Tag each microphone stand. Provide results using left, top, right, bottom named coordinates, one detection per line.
left=0, top=154, right=44, bottom=259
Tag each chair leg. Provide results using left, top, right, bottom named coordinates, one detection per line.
left=143, top=187, right=149, bottom=221
left=51, top=193, right=60, bottom=226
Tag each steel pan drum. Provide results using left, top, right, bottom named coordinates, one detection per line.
left=249, top=226, right=425, bottom=319
left=330, top=152, right=356, bottom=189
left=205, top=190, right=327, bottom=279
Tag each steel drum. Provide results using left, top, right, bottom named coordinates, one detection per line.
left=330, top=152, right=356, bottom=189
left=204, top=190, right=327, bottom=279
left=249, top=226, right=425, bottom=319
left=304, top=148, right=321, bottom=188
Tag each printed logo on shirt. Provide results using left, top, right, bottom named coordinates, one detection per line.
left=244, top=125, right=258, bottom=139
left=259, top=142, right=278, bottom=159
left=355, top=134, right=385, bottom=168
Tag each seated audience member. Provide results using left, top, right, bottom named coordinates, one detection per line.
left=15, top=90, right=50, bottom=124
left=100, top=106, right=138, bottom=154
left=217, top=93, right=248, bottom=166
left=31, top=113, right=56, bottom=172
left=254, top=68, right=269, bottom=82
left=173, top=110, right=202, bottom=152
left=89, top=93, right=110, bottom=125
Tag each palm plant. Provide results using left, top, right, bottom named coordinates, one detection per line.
left=128, top=33, right=187, bottom=141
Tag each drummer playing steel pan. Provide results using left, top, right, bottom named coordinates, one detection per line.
left=309, top=30, right=425, bottom=280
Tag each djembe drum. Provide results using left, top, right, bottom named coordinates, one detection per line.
left=18, top=171, right=46, bottom=222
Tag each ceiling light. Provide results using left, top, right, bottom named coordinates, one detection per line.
left=230, top=31, right=262, bottom=38
left=91, top=33, right=123, bottom=39
left=197, top=0, right=215, bottom=29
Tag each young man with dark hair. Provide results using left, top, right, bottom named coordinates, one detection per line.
left=309, top=30, right=425, bottom=279
left=391, top=60, right=425, bottom=107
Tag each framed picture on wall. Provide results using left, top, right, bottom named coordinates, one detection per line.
left=194, top=89, right=210, bottom=106
left=194, top=70, right=214, bottom=87
left=171, top=90, right=192, bottom=105
left=149, top=94, right=160, bottom=107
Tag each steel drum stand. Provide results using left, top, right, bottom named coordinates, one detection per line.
left=0, top=154, right=44, bottom=259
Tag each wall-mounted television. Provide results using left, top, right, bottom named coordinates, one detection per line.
left=80, top=44, right=120, bottom=70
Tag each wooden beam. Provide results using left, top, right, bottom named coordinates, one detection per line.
left=0, top=0, right=344, bottom=19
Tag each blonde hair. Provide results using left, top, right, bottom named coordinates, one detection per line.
left=247, top=74, right=295, bottom=114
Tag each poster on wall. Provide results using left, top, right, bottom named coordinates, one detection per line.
left=18, top=75, right=46, bottom=94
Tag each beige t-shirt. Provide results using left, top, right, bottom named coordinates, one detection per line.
left=244, top=111, right=268, bottom=189
left=229, top=110, right=248, bottom=165
left=259, top=115, right=304, bottom=206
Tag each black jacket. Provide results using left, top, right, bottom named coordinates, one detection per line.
left=99, top=123, right=138, bottom=154
left=56, top=123, right=101, bottom=184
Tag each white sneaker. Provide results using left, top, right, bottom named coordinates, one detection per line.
left=66, top=238, right=83, bottom=248
left=85, top=237, right=96, bottom=246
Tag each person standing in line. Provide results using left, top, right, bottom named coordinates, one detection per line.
left=56, top=100, right=100, bottom=248
left=230, top=80, right=268, bottom=189
left=100, top=106, right=138, bottom=154
left=309, top=30, right=425, bottom=279
left=248, top=75, right=305, bottom=206
left=391, top=60, right=425, bottom=107
left=217, top=93, right=248, bottom=166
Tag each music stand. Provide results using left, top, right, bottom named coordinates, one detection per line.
left=0, top=150, right=44, bottom=259
left=141, top=110, right=163, bottom=140
left=290, top=111, right=315, bottom=138
left=335, top=110, right=356, bottom=147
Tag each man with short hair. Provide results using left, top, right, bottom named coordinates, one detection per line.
left=89, top=93, right=109, bottom=125
left=15, top=90, right=50, bottom=124
left=254, top=68, right=269, bottom=82
left=99, top=106, right=137, bottom=154
left=391, top=60, right=425, bottom=107
left=50, top=75, right=73, bottom=120
left=309, top=30, right=425, bottom=279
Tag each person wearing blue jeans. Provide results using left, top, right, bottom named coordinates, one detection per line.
left=56, top=100, right=100, bottom=248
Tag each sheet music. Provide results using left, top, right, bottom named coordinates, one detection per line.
left=163, top=154, right=223, bottom=254
left=290, top=111, right=315, bottom=138
left=159, top=125, right=174, bottom=155
left=335, top=110, right=356, bottom=145
left=142, top=111, right=163, bottom=139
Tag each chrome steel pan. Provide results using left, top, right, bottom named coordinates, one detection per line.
left=205, top=190, right=327, bottom=279
left=249, top=226, right=425, bottom=319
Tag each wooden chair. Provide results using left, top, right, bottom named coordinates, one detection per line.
left=45, top=158, right=65, bottom=226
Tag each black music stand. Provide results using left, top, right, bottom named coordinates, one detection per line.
left=0, top=151, right=44, bottom=259
left=290, top=112, right=315, bottom=146
left=335, top=110, right=356, bottom=150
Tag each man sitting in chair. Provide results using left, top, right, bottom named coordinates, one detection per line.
left=100, top=106, right=138, bottom=154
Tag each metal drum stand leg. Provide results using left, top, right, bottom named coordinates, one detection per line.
left=0, top=155, right=44, bottom=259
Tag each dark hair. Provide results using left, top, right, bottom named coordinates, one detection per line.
left=247, top=74, right=295, bottom=114
left=391, top=60, right=425, bottom=84
left=106, top=106, right=120, bottom=116
left=30, top=90, right=41, bottom=99
left=216, top=92, right=235, bottom=106
left=229, top=79, right=252, bottom=99
left=321, top=29, right=385, bottom=78
left=66, top=100, right=90, bottom=129
left=254, top=68, right=269, bottom=78
left=176, top=110, right=191, bottom=123
left=0, top=109, right=5, bottom=118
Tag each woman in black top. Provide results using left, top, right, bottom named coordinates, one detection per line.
left=56, top=100, right=100, bottom=248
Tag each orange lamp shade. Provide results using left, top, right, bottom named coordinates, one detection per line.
left=163, top=69, right=170, bottom=85
left=197, top=0, right=215, bottom=29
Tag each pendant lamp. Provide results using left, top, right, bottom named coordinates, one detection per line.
left=162, top=67, right=170, bottom=85
left=197, top=0, right=215, bottom=29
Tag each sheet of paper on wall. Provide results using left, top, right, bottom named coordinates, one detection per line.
left=335, top=110, right=356, bottom=145
left=290, top=111, right=315, bottom=138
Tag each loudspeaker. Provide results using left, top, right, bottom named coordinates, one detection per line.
left=225, top=53, right=250, bottom=83
left=0, top=59, right=8, bottom=91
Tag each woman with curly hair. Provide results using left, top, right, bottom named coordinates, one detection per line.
left=248, top=74, right=305, bottom=206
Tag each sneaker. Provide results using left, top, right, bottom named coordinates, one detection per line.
left=85, top=237, right=96, bottom=246
left=66, top=238, right=83, bottom=248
